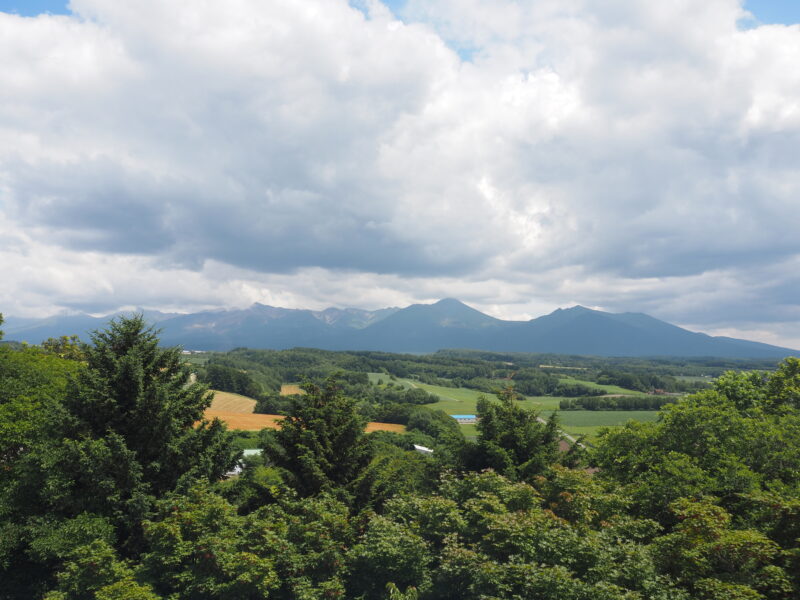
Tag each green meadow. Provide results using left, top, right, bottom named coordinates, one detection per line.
left=400, top=378, right=657, bottom=443
left=556, top=375, right=640, bottom=395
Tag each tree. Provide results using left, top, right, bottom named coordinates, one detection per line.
left=4, top=315, right=240, bottom=568
left=40, top=335, right=87, bottom=362
left=462, top=387, right=561, bottom=480
left=61, top=315, right=240, bottom=496
left=0, top=346, right=82, bottom=599
left=652, top=498, right=790, bottom=599
left=261, top=376, right=373, bottom=498
left=766, top=357, right=800, bottom=410
left=44, top=540, right=159, bottom=600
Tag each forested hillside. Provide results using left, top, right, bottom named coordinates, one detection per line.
left=1, top=315, right=799, bottom=599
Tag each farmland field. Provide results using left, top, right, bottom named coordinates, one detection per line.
left=401, top=378, right=658, bottom=443
left=540, top=410, right=659, bottom=442
left=280, top=384, right=306, bottom=396
left=204, top=410, right=284, bottom=430
left=209, top=390, right=257, bottom=412
left=368, top=372, right=416, bottom=389
left=204, top=388, right=405, bottom=434
left=557, top=375, right=640, bottom=395
left=205, top=410, right=405, bottom=433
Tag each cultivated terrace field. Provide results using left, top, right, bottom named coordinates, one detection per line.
left=2, top=314, right=799, bottom=599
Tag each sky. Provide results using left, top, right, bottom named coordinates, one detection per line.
left=1, top=0, right=799, bottom=349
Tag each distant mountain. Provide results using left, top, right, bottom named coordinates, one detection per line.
left=3, top=300, right=797, bottom=359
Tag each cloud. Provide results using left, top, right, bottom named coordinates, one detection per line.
left=1, top=0, right=800, bottom=347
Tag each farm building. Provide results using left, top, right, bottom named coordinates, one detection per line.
left=451, top=414, right=478, bottom=424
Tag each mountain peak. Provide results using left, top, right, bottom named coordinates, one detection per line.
left=558, top=305, right=595, bottom=314
left=433, top=297, right=468, bottom=307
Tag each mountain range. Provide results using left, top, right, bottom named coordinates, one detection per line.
left=3, top=298, right=797, bottom=359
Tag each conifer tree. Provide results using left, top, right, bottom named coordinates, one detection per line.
left=61, top=315, right=239, bottom=495
left=8, top=315, right=240, bottom=558
left=262, top=376, right=373, bottom=497
left=465, top=386, right=561, bottom=480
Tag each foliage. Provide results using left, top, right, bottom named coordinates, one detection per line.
left=592, top=360, right=800, bottom=596
left=560, top=395, right=675, bottom=410
left=44, top=540, right=159, bottom=600
left=0, top=316, right=240, bottom=598
left=2, top=322, right=798, bottom=599
left=199, top=363, right=262, bottom=399
left=261, top=377, right=373, bottom=498
left=461, top=387, right=561, bottom=480
left=40, top=335, right=88, bottom=361
left=652, top=498, right=790, bottom=599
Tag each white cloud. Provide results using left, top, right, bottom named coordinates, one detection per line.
left=1, top=0, right=800, bottom=347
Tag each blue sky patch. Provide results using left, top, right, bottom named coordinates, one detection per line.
left=745, top=0, right=800, bottom=25
left=0, top=0, right=70, bottom=16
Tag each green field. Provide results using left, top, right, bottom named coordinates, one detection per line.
left=368, top=372, right=416, bottom=389
left=541, top=410, right=659, bottom=441
left=557, top=375, right=639, bottom=395
left=401, top=379, right=657, bottom=443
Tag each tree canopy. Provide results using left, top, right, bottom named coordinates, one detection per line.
left=0, top=317, right=798, bottom=599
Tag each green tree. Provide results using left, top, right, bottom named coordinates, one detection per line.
left=2, top=315, right=240, bottom=595
left=765, top=357, right=800, bottom=410
left=60, top=315, right=240, bottom=497
left=652, top=498, right=790, bottom=599
left=462, top=387, right=560, bottom=480
left=44, top=540, right=159, bottom=600
left=41, top=335, right=88, bottom=362
left=140, top=484, right=279, bottom=599
left=261, top=376, right=373, bottom=498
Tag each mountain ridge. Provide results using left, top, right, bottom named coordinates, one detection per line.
left=2, top=299, right=796, bottom=359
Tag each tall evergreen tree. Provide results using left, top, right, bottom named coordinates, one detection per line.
left=5, top=315, right=240, bottom=572
left=463, top=386, right=561, bottom=480
left=261, top=377, right=373, bottom=497
left=60, top=315, right=239, bottom=495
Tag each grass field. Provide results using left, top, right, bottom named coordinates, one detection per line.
left=209, top=390, right=257, bottom=412
left=557, top=376, right=639, bottom=395
left=367, top=373, right=416, bottom=389
left=405, top=380, right=562, bottom=412
left=540, top=410, right=659, bottom=442
left=183, top=355, right=210, bottom=366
